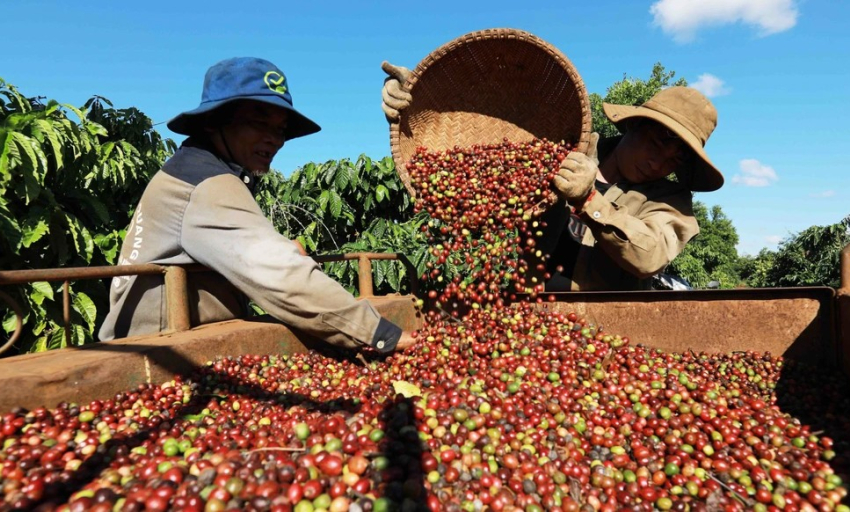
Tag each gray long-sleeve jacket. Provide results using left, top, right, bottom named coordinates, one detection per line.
left=99, top=144, right=401, bottom=352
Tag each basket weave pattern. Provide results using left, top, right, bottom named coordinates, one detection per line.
left=390, top=28, right=591, bottom=198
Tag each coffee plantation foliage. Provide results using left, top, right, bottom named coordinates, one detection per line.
left=739, top=215, right=850, bottom=289
left=254, top=155, right=430, bottom=297
left=0, top=79, right=176, bottom=354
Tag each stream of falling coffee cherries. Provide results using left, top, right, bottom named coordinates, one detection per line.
left=1, top=140, right=848, bottom=512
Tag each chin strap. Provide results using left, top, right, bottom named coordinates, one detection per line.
left=218, top=127, right=237, bottom=164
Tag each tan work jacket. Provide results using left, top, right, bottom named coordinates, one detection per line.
left=570, top=179, right=698, bottom=290
left=99, top=144, right=400, bottom=351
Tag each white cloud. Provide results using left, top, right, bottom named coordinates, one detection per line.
left=690, top=74, right=731, bottom=97
left=764, top=235, right=783, bottom=246
left=809, top=190, right=836, bottom=198
left=650, top=0, right=799, bottom=43
left=732, top=159, right=778, bottom=187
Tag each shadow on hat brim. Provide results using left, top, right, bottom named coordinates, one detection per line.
left=167, top=95, right=321, bottom=141
left=602, top=102, right=723, bottom=192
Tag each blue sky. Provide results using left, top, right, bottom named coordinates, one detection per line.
left=4, top=0, right=848, bottom=255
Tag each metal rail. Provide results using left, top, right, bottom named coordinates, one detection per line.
left=0, top=253, right=416, bottom=356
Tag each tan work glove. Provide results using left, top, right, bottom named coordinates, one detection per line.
left=553, top=132, right=600, bottom=205
left=381, top=61, right=412, bottom=122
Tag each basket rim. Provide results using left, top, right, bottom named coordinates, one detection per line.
left=388, top=27, right=593, bottom=199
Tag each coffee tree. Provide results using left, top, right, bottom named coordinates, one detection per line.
left=741, top=215, right=850, bottom=288
left=667, top=202, right=741, bottom=289
left=589, top=63, right=687, bottom=139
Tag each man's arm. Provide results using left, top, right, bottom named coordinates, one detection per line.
left=181, top=174, right=402, bottom=352
left=576, top=186, right=699, bottom=278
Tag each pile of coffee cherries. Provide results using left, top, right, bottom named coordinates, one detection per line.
left=406, top=139, right=572, bottom=309
left=1, top=310, right=847, bottom=511
left=1, top=138, right=848, bottom=511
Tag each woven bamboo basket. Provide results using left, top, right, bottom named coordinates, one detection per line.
left=389, top=28, right=592, bottom=199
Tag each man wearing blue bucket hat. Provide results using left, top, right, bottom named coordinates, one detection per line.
left=100, top=57, right=411, bottom=353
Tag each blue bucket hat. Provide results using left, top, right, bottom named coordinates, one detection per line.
left=167, top=57, right=321, bottom=140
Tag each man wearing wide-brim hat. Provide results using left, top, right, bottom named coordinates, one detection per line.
left=100, top=57, right=411, bottom=352
left=383, top=61, right=724, bottom=290
left=541, top=86, right=724, bottom=291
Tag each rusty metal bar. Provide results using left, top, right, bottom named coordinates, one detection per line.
left=0, top=264, right=167, bottom=285
left=0, top=252, right=418, bottom=350
left=840, top=243, right=850, bottom=296
left=312, top=252, right=405, bottom=263
left=312, top=252, right=420, bottom=296
left=395, top=253, right=420, bottom=297
left=358, top=255, right=374, bottom=298
left=63, top=281, right=71, bottom=347
left=0, top=290, right=23, bottom=356
left=164, top=266, right=191, bottom=333
left=836, top=243, right=850, bottom=378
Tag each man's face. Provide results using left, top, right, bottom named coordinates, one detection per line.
left=211, top=100, right=289, bottom=174
left=614, top=120, right=689, bottom=184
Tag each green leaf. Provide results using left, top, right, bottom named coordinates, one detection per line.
left=346, top=160, right=358, bottom=187
left=250, top=302, right=267, bottom=316
left=305, top=162, right=318, bottom=183
left=21, top=218, right=49, bottom=248
left=329, top=190, right=343, bottom=218
left=374, top=260, right=385, bottom=287
left=323, top=161, right=338, bottom=186
left=317, top=189, right=330, bottom=212
left=11, top=132, right=43, bottom=203
left=2, top=311, right=19, bottom=334
left=32, top=335, right=48, bottom=353
left=101, top=141, right=115, bottom=160
left=85, top=121, right=109, bottom=137
left=62, top=103, right=87, bottom=123
left=47, top=327, right=66, bottom=350
left=334, top=165, right=350, bottom=190
left=81, top=194, right=111, bottom=224
left=387, top=261, right=401, bottom=291
left=0, top=130, right=15, bottom=184
left=0, top=203, right=22, bottom=250
left=332, top=261, right=346, bottom=280
left=72, top=291, right=97, bottom=332
left=371, top=219, right=388, bottom=239
left=94, top=232, right=120, bottom=263
left=31, top=281, right=54, bottom=301
left=31, top=318, right=46, bottom=336
left=63, top=214, right=94, bottom=261
left=80, top=224, right=95, bottom=262
left=71, top=324, right=88, bottom=346
left=34, top=119, right=64, bottom=170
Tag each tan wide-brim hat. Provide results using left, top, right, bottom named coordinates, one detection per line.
left=602, top=86, right=724, bottom=192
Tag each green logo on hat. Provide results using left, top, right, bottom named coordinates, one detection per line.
left=264, top=71, right=288, bottom=95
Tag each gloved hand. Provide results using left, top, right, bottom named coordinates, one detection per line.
left=553, top=132, right=600, bottom=205
left=381, top=61, right=412, bottom=122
